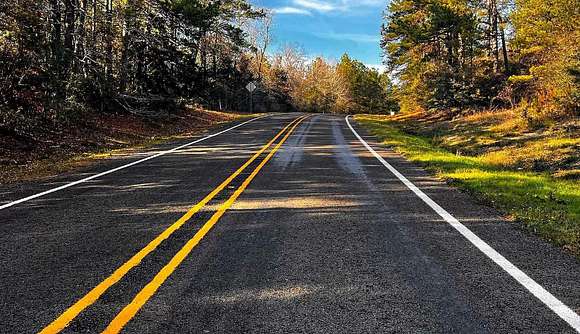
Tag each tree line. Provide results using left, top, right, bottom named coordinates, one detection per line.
left=382, top=0, right=579, bottom=119
left=257, top=48, right=398, bottom=114
left=0, top=0, right=397, bottom=142
left=0, top=0, right=266, bottom=119
left=7, top=0, right=572, bottom=136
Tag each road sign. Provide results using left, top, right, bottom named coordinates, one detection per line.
left=246, top=82, right=257, bottom=93
left=246, top=82, right=257, bottom=113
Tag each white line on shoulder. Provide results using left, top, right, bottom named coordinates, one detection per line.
left=0, top=115, right=269, bottom=211
left=345, top=115, right=580, bottom=332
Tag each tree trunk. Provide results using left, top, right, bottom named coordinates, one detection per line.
left=491, top=0, right=499, bottom=72
left=50, top=0, right=64, bottom=97
left=50, top=0, right=63, bottom=66
left=201, top=34, right=208, bottom=84
left=119, top=2, right=135, bottom=93
left=63, top=0, right=75, bottom=76
left=77, top=0, right=88, bottom=76
left=499, top=16, right=509, bottom=74
left=92, top=0, right=97, bottom=48
left=104, top=0, right=114, bottom=90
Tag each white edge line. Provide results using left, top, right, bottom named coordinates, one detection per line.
left=345, top=115, right=580, bottom=332
left=0, top=115, right=269, bottom=211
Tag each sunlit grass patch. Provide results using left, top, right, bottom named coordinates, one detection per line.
left=355, top=115, right=580, bottom=256
left=489, top=116, right=530, bottom=133
left=481, top=137, right=578, bottom=169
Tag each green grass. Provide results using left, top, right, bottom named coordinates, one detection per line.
left=355, top=115, right=580, bottom=255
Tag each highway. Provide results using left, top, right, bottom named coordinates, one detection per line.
left=0, top=113, right=579, bottom=333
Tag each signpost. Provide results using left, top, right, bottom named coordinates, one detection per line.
left=246, top=81, right=257, bottom=113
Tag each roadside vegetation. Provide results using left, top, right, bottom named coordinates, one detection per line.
left=1, top=0, right=273, bottom=182
left=371, top=0, right=579, bottom=254
left=356, top=113, right=579, bottom=255
left=1, top=0, right=395, bottom=181
left=0, top=106, right=248, bottom=184
left=382, top=0, right=579, bottom=120
left=262, top=51, right=398, bottom=114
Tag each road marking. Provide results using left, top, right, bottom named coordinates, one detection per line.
left=102, top=116, right=308, bottom=333
left=39, top=116, right=306, bottom=334
left=345, top=115, right=580, bottom=332
left=0, top=115, right=270, bottom=211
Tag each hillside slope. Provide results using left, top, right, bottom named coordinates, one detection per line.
left=0, top=107, right=250, bottom=184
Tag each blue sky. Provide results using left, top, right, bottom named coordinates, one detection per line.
left=250, top=0, right=387, bottom=70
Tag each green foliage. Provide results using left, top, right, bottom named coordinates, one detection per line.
left=0, top=0, right=265, bottom=137
left=382, top=0, right=580, bottom=118
left=337, top=54, right=399, bottom=114
left=511, top=0, right=580, bottom=116
left=382, top=0, right=494, bottom=111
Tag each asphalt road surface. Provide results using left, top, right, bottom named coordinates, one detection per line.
left=1, top=113, right=579, bottom=333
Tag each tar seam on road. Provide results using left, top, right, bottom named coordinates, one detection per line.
left=0, top=115, right=270, bottom=211
left=345, top=115, right=580, bottom=332
left=102, top=116, right=309, bottom=334
left=39, top=115, right=306, bottom=334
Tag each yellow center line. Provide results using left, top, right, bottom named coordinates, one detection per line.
left=102, top=116, right=309, bottom=334
left=40, top=115, right=307, bottom=334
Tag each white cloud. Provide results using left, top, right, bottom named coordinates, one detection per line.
left=315, top=32, right=381, bottom=43
left=273, top=6, right=313, bottom=15
left=343, top=0, right=384, bottom=6
left=267, top=0, right=384, bottom=16
left=287, top=0, right=384, bottom=13
left=293, top=0, right=337, bottom=12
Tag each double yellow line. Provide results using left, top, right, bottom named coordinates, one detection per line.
left=41, top=115, right=309, bottom=334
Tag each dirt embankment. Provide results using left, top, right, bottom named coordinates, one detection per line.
left=0, top=107, right=248, bottom=184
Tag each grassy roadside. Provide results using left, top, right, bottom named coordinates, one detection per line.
left=355, top=114, right=580, bottom=256
left=0, top=107, right=258, bottom=185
